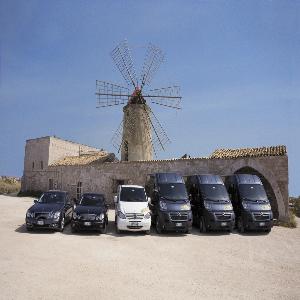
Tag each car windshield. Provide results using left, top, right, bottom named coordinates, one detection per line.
left=120, top=187, right=147, bottom=202
left=158, top=183, right=188, bottom=200
left=200, top=184, right=229, bottom=202
left=80, top=194, right=105, bottom=206
left=39, top=192, right=64, bottom=204
left=239, top=184, right=268, bottom=201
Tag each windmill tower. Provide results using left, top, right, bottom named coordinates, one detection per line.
left=95, top=40, right=182, bottom=161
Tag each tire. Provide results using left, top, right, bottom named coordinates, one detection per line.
left=145, top=230, right=151, bottom=235
left=71, top=225, right=77, bottom=233
left=100, top=222, right=107, bottom=234
left=156, top=217, right=162, bottom=234
left=186, top=228, right=191, bottom=234
left=265, top=228, right=271, bottom=234
left=59, top=216, right=65, bottom=232
left=199, top=216, right=207, bottom=233
left=26, top=226, right=32, bottom=232
left=237, top=218, right=245, bottom=233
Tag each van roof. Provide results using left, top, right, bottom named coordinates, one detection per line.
left=234, top=174, right=262, bottom=185
left=155, top=173, right=184, bottom=184
left=196, top=174, right=224, bottom=185
left=120, top=185, right=144, bottom=189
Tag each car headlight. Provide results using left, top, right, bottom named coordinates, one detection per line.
left=118, top=211, right=126, bottom=219
left=159, top=201, right=167, bottom=211
left=242, top=202, right=249, bottom=210
left=26, top=211, right=34, bottom=218
left=50, top=211, right=61, bottom=219
left=144, top=212, right=151, bottom=219
left=96, top=213, right=105, bottom=221
left=73, top=212, right=80, bottom=219
left=224, top=204, right=233, bottom=211
left=204, top=202, right=212, bottom=210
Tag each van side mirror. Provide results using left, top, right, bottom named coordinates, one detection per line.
left=114, top=195, right=118, bottom=203
left=72, top=198, right=77, bottom=205
left=147, top=197, right=151, bottom=203
left=34, top=199, right=38, bottom=204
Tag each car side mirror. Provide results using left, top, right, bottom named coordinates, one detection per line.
left=34, top=199, right=38, bottom=204
left=114, top=196, right=118, bottom=203
left=147, top=197, right=151, bottom=203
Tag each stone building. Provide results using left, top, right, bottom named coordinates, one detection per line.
left=21, top=136, right=289, bottom=221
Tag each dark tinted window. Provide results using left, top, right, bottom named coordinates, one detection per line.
left=120, top=187, right=146, bottom=202
left=200, top=184, right=229, bottom=202
left=39, top=192, right=65, bottom=204
left=158, top=183, right=188, bottom=200
left=80, top=194, right=105, bottom=206
left=239, top=184, right=267, bottom=201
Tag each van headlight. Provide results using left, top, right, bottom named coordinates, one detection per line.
left=96, top=213, right=105, bottom=221
left=118, top=211, right=126, bottom=219
left=144, top=212, right=151, bottom=219
left=159, top=201, right=167, bottom=211
left=204, top=202, right=212, bottom=210
left=26, top=211, right=34, bottom=218
left=224, top=204, right=233, bottom=211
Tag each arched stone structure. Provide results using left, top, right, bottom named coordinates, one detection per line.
left=220, top=159, right=287, bottom=220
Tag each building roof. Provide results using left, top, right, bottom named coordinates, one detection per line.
left=50, top=152, right=116, bottom=167
left=210, top=145, right=286, bottom=159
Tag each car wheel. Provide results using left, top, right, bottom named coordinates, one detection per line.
left=145, top=230, right=150, bottom=235
left=237, top=218, right=245, bottom=233
left=199, top=216, right=207, bottom=233
left=26, top=226, right=32, bottom=232
left=156, top=217, right=162, bottom=234
left=59, top=216, right=65, bottom=232
left=71, top=225, right=77, bottom=233
left=265, top=228, right=271, bottom=234
left=100, top=223, right=107, bottom=234
left=186, top=228, right=191, bottom=234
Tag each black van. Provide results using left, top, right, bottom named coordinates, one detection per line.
left=225, top=174, right=273, bottom=233
left=145, top=173, right=192, bottom=233
left=186, top=175, right=235, bottom=232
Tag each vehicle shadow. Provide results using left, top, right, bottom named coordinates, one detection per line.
left=15, top=223, right=56, bottom=234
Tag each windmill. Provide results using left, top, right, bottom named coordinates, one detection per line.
left=95, top=40, right=182, bottom=161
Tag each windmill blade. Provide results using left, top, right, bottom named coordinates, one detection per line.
left=144, top=86, right=182, bottom=109
left=111, top=120, right=124, bottom=153
left=140, top=43, right=164, bottom=90
left=95, top=80, right=130, bottom=108
left=141, top=105, right=171, bottom=153
left=111, top=39, right=137, bottom=88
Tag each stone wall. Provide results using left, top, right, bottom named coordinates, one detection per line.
left=44, top=155, right=289, bottom=221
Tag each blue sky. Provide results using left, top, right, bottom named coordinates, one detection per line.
left=0, top=0, right=299, bottom=195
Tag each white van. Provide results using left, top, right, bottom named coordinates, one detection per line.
left=114, top=185, right=151, bottom=234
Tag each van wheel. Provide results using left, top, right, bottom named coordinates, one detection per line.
left=59, top=216, right=65, bottom=232
left=156, top=217, right=162, bottom=234
left=237, top=218, right=245, bottom=233
left=100, top=223, right=107, bottom=234
left=145, top=230, right=150, bottom=235
left=199, top=217, right=207, bottom=233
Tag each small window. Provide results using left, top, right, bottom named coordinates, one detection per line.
left=49, top=179, right=53, bottom=190
left=32, top=162, right=34, bottom=170
left=76, top=182, right=82, bottom=200
left=41, top=161, right=43, bottom=170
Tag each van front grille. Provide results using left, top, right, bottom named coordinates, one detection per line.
left=215, top=213, right=232, bottom=221
left=126, top=213, right=144, bottom=220
left=253, top=213, right=270, bottom=221
left=169, top=212, right=188, bottom=222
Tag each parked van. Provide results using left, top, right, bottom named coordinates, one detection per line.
left=225, top=174, right=273, bottom=233
left=145, top=173, right=192, bottom=234
left=186, top=175, right=235, bottom=232
left=114, top=185, right=151, bottom=234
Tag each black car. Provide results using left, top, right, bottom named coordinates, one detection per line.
left=186, top=174, right=235, bottom=232
left=145, top=173, right=192, bottom=234
left=25, top=190, right=73, bottom=232
left=225, top=174, right=273, bottom=233
left=71, top=193, right=108, bottom=233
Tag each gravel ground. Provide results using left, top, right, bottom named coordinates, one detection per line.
left=0, top=195, right=299, bottom=300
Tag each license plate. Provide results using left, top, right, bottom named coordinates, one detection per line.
left=259, top=222, right=265, bottom=226
left=175, top=223, right=182, bottom=227
left=130, top=222, right=139, bottom=227
left=221, top=222, right=227, bottom=226
left=84, top=222, right=91, bottom=226
left=37, top=220, right=44, bottom=225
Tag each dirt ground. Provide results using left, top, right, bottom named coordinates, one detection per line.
left=0, top=195, right=299, bottom=300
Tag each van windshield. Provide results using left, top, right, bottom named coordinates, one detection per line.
left=158, top=183, right=188, bottom=200
left=239, top=184, right=268, bottom=201
left=200, top=184, right=229, bottom=202
left=120, top=187, right=147, bottom=202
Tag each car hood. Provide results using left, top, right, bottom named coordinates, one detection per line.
left=29, top=202, right=64, bottom=213
left=118, top=201, right=149, bottom=214
left=75, top=205, right=106, bottom=215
